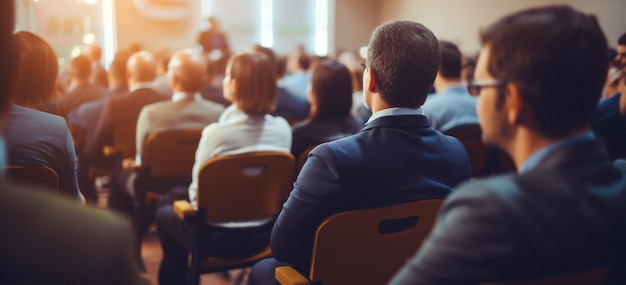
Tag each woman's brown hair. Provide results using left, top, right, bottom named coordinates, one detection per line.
left=228, top=52, right=277, bottom=115
left=13, top=31, right=59, bottom=107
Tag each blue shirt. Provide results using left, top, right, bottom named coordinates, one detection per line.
left=519, top=132, right=595, bottom=173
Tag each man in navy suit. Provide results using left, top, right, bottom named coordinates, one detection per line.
left=88, top=51, right=167, bottom=165
left=389, top=6, right=626, bottom=285
left=249, top=20, right=471, bottom=284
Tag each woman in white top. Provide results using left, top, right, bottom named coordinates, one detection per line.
left=187, top=52, right=292, bottom=205
left=156, top=51, right=292, bottom=284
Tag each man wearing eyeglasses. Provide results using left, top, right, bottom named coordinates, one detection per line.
left=592, top=31, right=626, bottom=160
left=389, top=6, right=626, bottom=285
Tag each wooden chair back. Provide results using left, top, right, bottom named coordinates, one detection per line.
left=113, top=122, right=137, bottom=160
left=142, top=129, right=202, bottom=178
left=308, top=199, right=444, bottom=285
left=197, top=151, right=295, bottom=223
left=5, top=165, right=59, bottom=194
left=445, top=124, right=490, bottom=176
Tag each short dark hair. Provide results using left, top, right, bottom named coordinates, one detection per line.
left=438, top=40, right=462, bottom=79
left=70, top=54, right=92, bottom=81
left=367, top=20, right=440, bottom=108
left=480, top=5, right=608, bottom=138
left=618, top=32, right=626, bottom=45
left=310, top=60, right=353, bottom=120
left=13, top=31, right=59, bottom=106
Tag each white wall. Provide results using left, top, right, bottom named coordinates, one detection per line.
left=378, top=0, right=626, bottom=56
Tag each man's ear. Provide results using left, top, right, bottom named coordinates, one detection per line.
left=506, top=83, right=524, bottom=125
left=365, top=67, right=378, bottom=93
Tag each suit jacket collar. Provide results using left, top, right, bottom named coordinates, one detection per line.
left=532, top=138, right=610, bottom=170
left=360, top=115, right=430, bottom=132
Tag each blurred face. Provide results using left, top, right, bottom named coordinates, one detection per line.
left=618, top=75, right=626, bottom=117
left=616, top=45, right=626, bottom=69
left=222, top=61, right=235, bottom=102
left=475, top=46, right=511, bottom=149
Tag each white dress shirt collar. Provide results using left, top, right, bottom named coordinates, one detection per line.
left=129, top=82, right=155, bottom=92
left=171, top=92, right=202, bottom=102
left=365, top=107, right=424, bottom=125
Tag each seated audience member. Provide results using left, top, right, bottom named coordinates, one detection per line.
left=349, top=62, right=372, bottom=126
left=251, top=45, right=310, bottom=123
left=68, top=49, right=132, bottom=203
left=55, top=54, right=108, bottom=118
left=87, top=51, right=167, bottom=167
left=83, top=44, right=109, bottom=88
left=619, top=68, right=626, bottom=116
left=422, top=40, right=479, bottom=132
left=0, top=3, right=146, bottom=283
left=4, top=31, right=82, bottom=201
left=280, top=47, right=311, bottom=99
left=135, top=49, right=225, bottom=164
left=249, top=20, right=471, bottom=285
left=291, top=59, right=361, bottom=157
left=107, top=49, right=225, bottom=218
left=68, top=50, right=132, bottom=141
left=155, top=51, right=292, bottom=284
left=389, top=6, right=626, bottom=284
left=592, top=32, right=626, bottom=135
left=200, top=52, right=231, bottom=107
left=152, top=50, right=173, bottom=96
left=107, top=49, right=226, bottom=270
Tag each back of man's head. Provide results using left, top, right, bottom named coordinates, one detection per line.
left=168, top=49, right=206, bottom=93
left=127, top=51, right=157, bottom=84
left=438, top=41, right=462, bottom=80
left=480, top=5, right=607, bottom=138
left=367, top=20, right=440, bottom=108
left=70, top=54, right=92, bottom=81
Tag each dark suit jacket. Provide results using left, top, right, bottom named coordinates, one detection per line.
left=0, top=181, right=147, bottom=284
left=271, top=114, right=471, bottom=274
left=88, top=87, right=167, bottom=163
left=271, top=87, right=310, bottom=122
left=56, top=83, right=108, bottom=118
left=389, top=138, right=626, bottom=285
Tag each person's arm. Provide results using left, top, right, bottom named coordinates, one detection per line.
left=57, top=117, right=83, bottom=202
left=270, top=143, right=341, bottom=273
left=135, top=107, right=150, bottom=164
left=388, top=179, right=516, bottom=285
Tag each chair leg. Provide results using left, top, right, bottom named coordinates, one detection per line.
left=187, top=210, right=204, bottom=285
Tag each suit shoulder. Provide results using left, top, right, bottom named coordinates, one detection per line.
left=449, top=174, right=520, bottom=206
